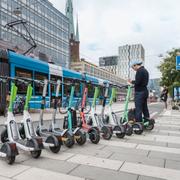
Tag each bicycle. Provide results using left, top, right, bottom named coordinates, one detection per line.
left=59, top=95, right=91, bottom=114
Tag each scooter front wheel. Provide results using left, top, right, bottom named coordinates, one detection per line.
left=114, top=125, right=126, bottom=138
left=75, top=130, right=86, bottom=145
left=31, top=150, right=41, bottom=158
left=89, top=128, right=100, bottom=144
left=19, top=124, right=26, bottom=139
left=101, top=126, right=112, bottom=140
left=145, top=120, right=155, bottom=130
left=133, top=122, right=143, bottom=135
left=125, top=124, right=133, bottom=136
left=63, top=131, right=75, bottom=148
left=2, top=143, right=16, bottom=164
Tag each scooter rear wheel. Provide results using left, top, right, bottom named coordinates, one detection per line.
left=31, top=150, right=41, bottom=158
left=125, top=124, right=133, bottom=136
left=89, top=128, right=100, bottom=144
left=114, top=125, right=126, bottom=138
left=133, top=123, right=143, bottom=135
left=75, top=130, right=86, bottom=145
left=2, top=143, right=16, bottom=165
left=145, top=121, right=154, bottom=130
left=101, top=126, right=112, bottom=140
left=63, top=131, right=75, bottom=148
left=46, top=136, right=61, bottom=153
left=1, top=128, right=8, bottom=143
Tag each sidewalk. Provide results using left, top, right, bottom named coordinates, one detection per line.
left=1, top=103, right=180, bottom=180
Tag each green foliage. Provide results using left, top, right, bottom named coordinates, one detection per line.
left=158, top=48, right=180, bottom=96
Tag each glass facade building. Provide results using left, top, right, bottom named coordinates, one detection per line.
left=0, top=0, right=70, bottom=67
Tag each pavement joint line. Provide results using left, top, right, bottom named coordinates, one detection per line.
left=10, top=166, right=32, bottom=179
left=67, top=164, right=81, bottom=175
left=146, top=151, right=151, bottom=157
left=164, top=159, right=166, bottom=168
left=65, top=153, right=77, bottom=162
left=118, top=160, right=125, bottom=171
left=106, top=152, right=114, bottom=159
left=136, top=175, right=140, bottom=180
left=98, top=144, right=107, bottom=150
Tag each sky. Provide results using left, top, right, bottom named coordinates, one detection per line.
left=49, top=0, right=180, bottom=79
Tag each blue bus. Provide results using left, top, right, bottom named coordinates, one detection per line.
left=0, top=49, right=111, bottom=110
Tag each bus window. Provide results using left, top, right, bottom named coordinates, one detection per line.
left=34, top=72, right=48, bottom=95
left=15, top=67, right=32, bottom=94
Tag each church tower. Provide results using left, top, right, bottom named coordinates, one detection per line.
left=66, top=0, right=80, bottom=62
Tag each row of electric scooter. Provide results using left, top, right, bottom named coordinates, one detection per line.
left=0, top=76, right=155, bottom=165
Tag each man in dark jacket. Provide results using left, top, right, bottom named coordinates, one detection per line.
left=128, top=60, right=150, bottom=122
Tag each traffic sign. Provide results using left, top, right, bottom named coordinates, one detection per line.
left=176, top=56, right=180, bottom=70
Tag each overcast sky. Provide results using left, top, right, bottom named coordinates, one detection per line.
left=49, top=0, right=180, bottom=79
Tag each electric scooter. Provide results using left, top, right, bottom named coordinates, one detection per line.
left=120, top=85, right=144, bottom=134
left=49, top=80, right=74, bottom=148
left=1, top=77, right=43, bottom=158
left=63, top=80, right=86, bottom=145
left=0, top=77, right=18, bottom=164
left=78, top=80, right=100, bottom=144
left=99, top=83, right=126, bottom=138
left=103, top=86, right=128, bottom=138
left=127, top=85, right=155, bottom=130
left=35, top=79, right=62, bottom=153
left=87, top=86, right=112, bottom=140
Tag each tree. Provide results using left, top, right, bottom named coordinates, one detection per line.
left=158, top=48, right=180, bottom=97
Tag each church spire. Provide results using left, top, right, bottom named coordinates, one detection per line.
left=75, top=15, right=79, bottom=42
left=66, top=0, right=75, bottom=39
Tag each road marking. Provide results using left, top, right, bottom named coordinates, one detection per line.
left=136, top=144, right=180, bottom=154
left=13, top=167, right=84, bottom=180
left=67, top=154, right=123, bottom=171
left=120, top=162, right=180, bottom=180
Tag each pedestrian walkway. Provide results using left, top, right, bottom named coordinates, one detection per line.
left=1, top=105, right=180, bottom=180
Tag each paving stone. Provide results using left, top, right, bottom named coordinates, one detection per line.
left=67, top=154, right=123, bottom=171
left=148, top=151, right=180, bottom=161
left=126, top=139, right=167, bottom=147
left=103, top=146, right=149, bottom=156
left=65, top=144, right=112, bottom=158
left=70, top=164, right=138, bottom=180
left=13, top=167, right=84, bottom=180
left=167, top=143, right=180, bottom=148
left=0, top=176, right=12, bottom=180
left=121, top=162, right=180, bottom=180
left=109, top=153, right=164, bottom=167
left=22, top=157, right=79, bottom=174
left=137, top=144, right=180, bottom=154
left=165, top=160, right=180, bottom=170
left=138, top=175, right=165, bottom=180
left=0, top=162, right=30, bottom=178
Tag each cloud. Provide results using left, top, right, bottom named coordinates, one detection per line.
left=49, top=0, right=180, bottom=79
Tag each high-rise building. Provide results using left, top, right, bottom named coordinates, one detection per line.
left=99, top=56, right=118, bottom=75
left=117, top=44, right=145, bottom=79
left=0, top=0, right=70, bottom=67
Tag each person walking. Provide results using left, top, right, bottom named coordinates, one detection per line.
left=128, top=60, right=150, bottom=122
left=160, top=86, right=168, bottom=109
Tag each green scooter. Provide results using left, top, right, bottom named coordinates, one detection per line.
left=63, top=80, right=86, bottom=145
